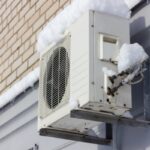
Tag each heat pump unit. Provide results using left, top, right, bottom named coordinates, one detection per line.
left=38, top=11, right=131, bottom=134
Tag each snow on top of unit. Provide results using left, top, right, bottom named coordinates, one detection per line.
left=117, top=43, right=149, bottom=73
left=37, top=0, right=131, bottom=54
left=0, top=67, right=40, bottom=109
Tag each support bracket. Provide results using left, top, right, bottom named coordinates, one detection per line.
left=71, top=108, right=150, bottom=149
left=39, top=109, right=150, bottom=148
left=39, top=127, right=111, bottom=145
left=71, top=109, right=150, bottom=127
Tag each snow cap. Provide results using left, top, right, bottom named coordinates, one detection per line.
left=118, top=43, right=149, bottom=73
left=37, top=0, right=130, bottom=54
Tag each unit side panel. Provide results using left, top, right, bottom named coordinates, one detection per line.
left=93, top=12, right=131, bottom=113
left=89, top=11, right=95, bottom=104
left=69, top=12, right=91, bottom=106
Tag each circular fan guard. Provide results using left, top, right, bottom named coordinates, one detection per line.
left=46, top=47, right=69, bottom=109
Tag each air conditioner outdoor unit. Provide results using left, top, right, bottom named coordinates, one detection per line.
left=38, top=11, right=131, bottom=135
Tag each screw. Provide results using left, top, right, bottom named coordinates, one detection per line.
left=100, top=100, right=102, bottom=102
left=91, top=81, right=94, bottom=85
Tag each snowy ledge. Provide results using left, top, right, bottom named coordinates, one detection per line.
left=0, top=67, right=40, bottom=109
left=0, top=0, right=142, bottom=109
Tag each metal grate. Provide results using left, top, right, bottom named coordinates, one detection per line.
left=46, top=47, right=69, bottom=109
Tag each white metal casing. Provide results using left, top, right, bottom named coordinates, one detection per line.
left=38, top=11, right=131, bottom=132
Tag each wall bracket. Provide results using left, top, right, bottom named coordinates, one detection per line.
left=39, top=127, right=111, bottom=145
left=71, top=109, right=150, bottom=127
left=71, top=109, right=150, bottom=150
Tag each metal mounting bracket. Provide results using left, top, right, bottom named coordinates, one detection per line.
left=71, top=108, right=150, bottom=150
left=71, top=109, right=150, bottom=127
left=39, top=127, right=111, bottom=145
left=39, top=109, right=150, bottom=148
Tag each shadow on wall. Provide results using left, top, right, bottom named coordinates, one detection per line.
left=130, top=17, right=146, bottom=117
left=131, top=18, right=150, bottom=119
left=130, top=16, right=146, bottom=37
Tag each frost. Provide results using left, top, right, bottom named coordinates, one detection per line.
left=0, top=67, right=40, bottom=109
left=37, top=0, right=130, bottom=54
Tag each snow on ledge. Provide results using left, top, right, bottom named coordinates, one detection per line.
left=37, top=0, right=131, bottom=54
left=0, top=67, right=40, bottom=109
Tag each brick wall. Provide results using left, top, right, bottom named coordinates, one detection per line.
left=0, top=0, right=71, bottom=94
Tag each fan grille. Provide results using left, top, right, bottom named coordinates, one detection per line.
left=46, top=47, right=69, bottom=109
